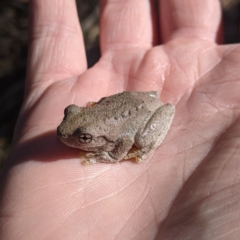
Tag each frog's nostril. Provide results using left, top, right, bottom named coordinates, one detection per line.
left=57, top=127, right=65, bottom=137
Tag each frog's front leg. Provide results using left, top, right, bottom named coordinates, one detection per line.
left=126, top=103, right=175, bottom=162
left=83, top=136, right=134, bottom=164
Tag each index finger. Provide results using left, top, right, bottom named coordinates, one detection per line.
left=27, top=0, right=86, bottom=94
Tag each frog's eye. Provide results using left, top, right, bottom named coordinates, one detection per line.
left=78, top=133, right=92, bottom=143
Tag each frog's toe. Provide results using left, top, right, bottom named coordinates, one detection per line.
left=82, top=158, right=97, bottom=164
left=82, top=152, right=115, bottom=163
left=80, top=153, right=97, bottom=164
left=124, top=147, right=154, bottom=162
left=85, top=153, right=97, bottom=158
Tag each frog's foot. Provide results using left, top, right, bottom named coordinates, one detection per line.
left=81, top=152, right=118, bottom=164
left=86, top=101, right=97, bottom=107
left=124, top=146, right=155, bottom=163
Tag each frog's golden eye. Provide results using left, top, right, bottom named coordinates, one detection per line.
left=78, top=133, right=92, bottom=143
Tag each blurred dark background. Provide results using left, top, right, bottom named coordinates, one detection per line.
left=0, top=0, right=239, bottom=165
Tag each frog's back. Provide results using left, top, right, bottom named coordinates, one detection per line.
left=82, top=91, right=161, bottom=140
left=93, top=91, right=162, bottom=123
left=97, top=91, right=160, bottom=109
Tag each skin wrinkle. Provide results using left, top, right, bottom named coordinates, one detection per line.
left=32, top=0, right=80, bottom=38
left=58, top=203, right=82, bottom=222
left=171, top=111, right=227, bottom=154
left=14, top=186, right=79, bottom=215
left=28, top=10, right=86, bottom=89
left=171, top=27, right=218, bottom=41
left=138, top=54, right=166, bottom=86
left=121, top=164, right=146, bottom=179
left=170, top=171, right=240, bottom=223
left=189, top=83, right=232, bottom=110
left=166, top=42, right=220, bottom=99
left=99, top=53, right=151, bottom=90
left=129, top=222, right=156, bottom=240
left=113, top=9, right=131, bottom=41
left=208, top=153, right=234, bottom=195
left=147, top=193, right=165, bottom=225
left=170, top=136, right=206, bottom=155
left=196, top=48, right=221, bottom=82
left=209, top=181, right=240, bottom=204
left=218, top=228, right=240, bottom=240
left=76, top=170, right=148, bottom=210
left=120, top=167, right=152, bottom=189
left=80, top=168, right=112, bottom=181
left=167, top=55, right=193, bottom=94
left=101, top=1, right=153, bottom=49
left=32, top=42, right=80, bottom=77
left=27, top=68, right=53, bottom=87
left=164, top=1, right=218, bottom=30
left=182, top=149, right=188, bottom=185
left=41, top=221, right=69, bottom=240
left=209, top=208, right=240, bottom=224
left=209, top=221, right=239, bottom=240
left=119, top=172, right=164, bottom=239
left=212, top=78, right=240, bottom=86
left=24, top=78, right=77, bottom=125
left=11, top=123, right=49, bottom=147
left=103, top=42, right=153, bottom=51
left=43, top=39, right=55, bottom=72
left=52, top=87, right=64, bottom=106
left=103, top=49, right=145, bottom=74
left=115, top=185, right=151, bottom=239
left=29, top=77, right=77, bottom=108
left=198, top=122, right=237, bottom=161
left=29, top=41, right=48, bottom=75
left=164, top=171, right=238, bottom=221
left=28, top=40, right=40, bottom=75
left=33, top=22, right=81, bottom=40
left=219, top=45, right=240, bottom=60
left=76, top=170, right=123, bottom=191
left=207, top=196, right=240, bottom=219
left=68, top=85, right=78, bottom=105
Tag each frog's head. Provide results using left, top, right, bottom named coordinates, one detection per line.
left=57, top=104, right=86, bottom=146
left=57, top=104, right=81, bottom=137
left=57, top=104, right=112, bottom=151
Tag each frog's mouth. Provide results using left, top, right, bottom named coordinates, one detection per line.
left=57, top=132, right=68, bottom=139
left=57, top=134, right=80, bottom=149
left=57, top=126, right=74, bottom=146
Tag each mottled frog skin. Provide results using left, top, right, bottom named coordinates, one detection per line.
left=57, top=91, right=175, bottom=163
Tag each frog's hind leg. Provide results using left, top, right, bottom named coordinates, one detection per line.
left=125, top=103, right=175, bottom=162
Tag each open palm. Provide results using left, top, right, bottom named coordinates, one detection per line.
left=1, top=0, right=240, bottom=239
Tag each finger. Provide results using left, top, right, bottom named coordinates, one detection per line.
left=27, top=0, right=86, bottom=91
left=100, top=0, right=158, bottom=53
left=160, top=0, right=221, bottom=42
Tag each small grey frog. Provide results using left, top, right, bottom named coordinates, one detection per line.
left=57, top=91, right=175, bottom=164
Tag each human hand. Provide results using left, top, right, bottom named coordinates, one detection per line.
left=1, top=0, right=240, bottom=239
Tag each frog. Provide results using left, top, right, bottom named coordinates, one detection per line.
left=57, top=91, right=175, bottom=164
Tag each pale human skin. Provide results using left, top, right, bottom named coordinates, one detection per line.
left=1, top=0, right=240, bottom=239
